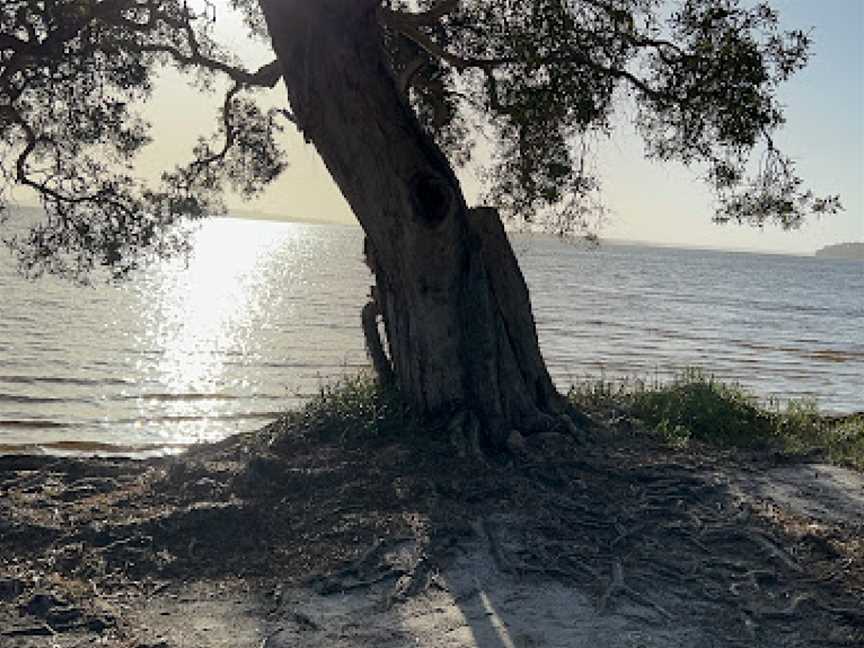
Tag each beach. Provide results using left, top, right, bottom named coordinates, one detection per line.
left=1, top=414, right=862, bottom=647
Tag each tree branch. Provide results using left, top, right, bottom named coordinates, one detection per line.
left=2, top=1, right=281, bottom=90
left=0, top=32, right=29, bottom=52
left=99, top=2, right=282, bottom=88
left=391, top=23, right=675, bottom=106
left=397, top=55, right=428, bottom=96
left=179, top=82, right=243, bottom=188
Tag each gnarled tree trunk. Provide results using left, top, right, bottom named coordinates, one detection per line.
left=260, top=0, right=569, bottom=448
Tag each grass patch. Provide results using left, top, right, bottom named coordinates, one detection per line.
left=285, top=373, right=422, bottom=444
left=569, top=369, right=864, bottom=469
left=272, top=370, right=862, bottom=471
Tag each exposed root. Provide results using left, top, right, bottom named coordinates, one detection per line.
left=383, top=554, right=438, bottom=609
left=481, top=517, right=512, bottom=575
left=454, top=452, right=862, bottom=644
left=304, top=535, right=415, bottom=596
left=447, top=411, right=485, bottom=463
left=447, top=409, right=584, bottom=463
left=749, top=592, right=815, bottom=620
left=2, top=423, right=860, bottom=646
left=598, top=559, right=625, bottom=614
left=2, top=624, right=55, bottom=638
left=700, top=526, right=801, bottom=572
left=597, top=559, right=673, bottom=621
left=556, top=413, right=588, bottom=444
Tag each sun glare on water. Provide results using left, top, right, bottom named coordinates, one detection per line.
left=133, top=218, right=303, bottom=444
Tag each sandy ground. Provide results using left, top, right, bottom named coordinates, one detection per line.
left=726, top=462, right=864, bottom=526
left=1, top=421, right=862, bottom=647
left=129, top=461, right=864, bottom=648
left=129, top=543, right=713, bottom=648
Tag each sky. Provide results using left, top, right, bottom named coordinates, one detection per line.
left=14, top=0, right=863, bottom=254
left=581, top=0, right=864, bottom=254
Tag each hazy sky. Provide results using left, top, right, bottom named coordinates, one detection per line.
left=593, top=0, right=863, bottom=252
left=16, top=0, right=863, bottom=254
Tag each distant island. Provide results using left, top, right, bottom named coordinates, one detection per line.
left=815, top=242, right=864, bottom=260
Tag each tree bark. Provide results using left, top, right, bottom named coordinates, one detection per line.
left=259, top=0, right=567, bottom=447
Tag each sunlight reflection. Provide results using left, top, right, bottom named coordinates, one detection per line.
left=139, top=219, right=300, bottom=444
left=476, top=588, right=518, bottom=648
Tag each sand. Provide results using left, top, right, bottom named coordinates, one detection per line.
left=1, top=420, right=862, bottom=647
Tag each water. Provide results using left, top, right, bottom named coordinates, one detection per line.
left=1, top=213, right=861, bottom=454
left=518, top=237, right=863, bottom=406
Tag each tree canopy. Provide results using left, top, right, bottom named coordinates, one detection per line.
left=0, top=0, right=841, bottom=279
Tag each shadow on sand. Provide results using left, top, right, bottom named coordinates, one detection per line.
left=0, top=424, right=862, bottom=647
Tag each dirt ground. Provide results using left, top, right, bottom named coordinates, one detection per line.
left=1, top=417, right=862, bottom=647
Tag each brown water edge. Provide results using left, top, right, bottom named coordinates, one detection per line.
left=0, top=419, right=862, bottom=647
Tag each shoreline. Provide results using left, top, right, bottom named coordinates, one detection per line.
left=2, top=396, right=862, bottom=463
left=0, top=440, right=191, bottom=459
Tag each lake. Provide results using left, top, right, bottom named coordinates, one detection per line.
left=1, top=214, right=861, bottom=455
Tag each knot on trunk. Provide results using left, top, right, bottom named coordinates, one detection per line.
left=410, top=172, right=453, bottom=227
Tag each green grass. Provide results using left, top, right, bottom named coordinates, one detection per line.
left=272, top=369, right=863, bottom=471
left=569, top=369, right=864, bottom=469
left=286, top=373, right=422, bottom=444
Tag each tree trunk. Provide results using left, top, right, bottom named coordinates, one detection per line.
left=260, top=0, right=568, bottom=447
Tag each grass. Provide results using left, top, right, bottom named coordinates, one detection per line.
left=283, top=373, right=423, bottom=445
left=273, top=369, right=863, bottom=471
left=568, top=369, right=864, bottom=469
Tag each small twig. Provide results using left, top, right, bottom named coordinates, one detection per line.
left=610, top=523, right=645, bottom=549
left=259, top=626, right=284, bottom=648
left=701, top=526, right=800, bottom=573
left=481, top=518, right=512, bottom=574
left=622, top=585, right=674, bottom=621
left=750, top=592, right=814, bottom=621
left=598, top=559, right=625, bottom=614
left=2, top=624, right=55, bottom=637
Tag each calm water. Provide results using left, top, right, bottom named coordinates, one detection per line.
left=1, top=214, right=862, bottom=455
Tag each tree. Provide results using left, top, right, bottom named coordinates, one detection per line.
left=0, top=0, right=840, bottom=449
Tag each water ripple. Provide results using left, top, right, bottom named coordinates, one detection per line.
left=1, top=215, right=862, bottom=452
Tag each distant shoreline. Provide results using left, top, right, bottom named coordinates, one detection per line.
left=224, top=208, right=354, bottom=227
left=7, top=203, right=852, bottom=259
left=815, top=242, right=864, bottom=260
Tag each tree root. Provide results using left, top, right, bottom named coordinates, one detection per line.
left=748, top=592, right=815, bottom=620
left=452, top=450, right=862, bottom=643
left=700, top=526, right=801, bottom=573
left=382, top=555, right=438, bottom=610
left=481, top=517, right=512, bottom=574
left=598, top=559, right=673, bottom=621
left=288, top=437, right=858, bottom=643
left=447, top=411, right=485, bottom=463
left=304, top=535, right=415, bottom=596
left=1, top=625, right=54, bottom=638
left=598, top=559, right=625, bottom=614
left=446, top=409, right=587, bottom=463
left=555, top=413, right=588, bottom=444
